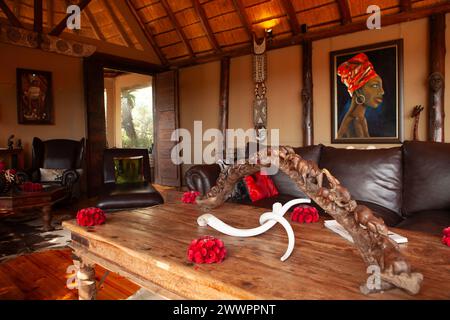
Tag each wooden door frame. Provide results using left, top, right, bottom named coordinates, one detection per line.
left=83, top=53, right=167, bottom=197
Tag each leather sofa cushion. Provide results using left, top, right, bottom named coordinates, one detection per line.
left=97, top=182, right=164, bottom=211
left=396, top=210, right=450, bottom=236
left=270, top=145, right=322, bottom=198
left=319, top=146, right=403, bottom=216
left=403, top=141, right=450, bottom=215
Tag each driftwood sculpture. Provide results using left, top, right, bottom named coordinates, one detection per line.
left=196, top=146, right=423, bottom=295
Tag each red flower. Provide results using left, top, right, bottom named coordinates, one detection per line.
left=291, top=206, right=320, bottom=224
left=187, top=236, right=227, bottom=264
left=76, top=207, right=106, bottom=227
left=442, top=227, right=450, bottom=247
left=0, top=161, right=5, bottom=172
left=182, top=191, right=201, bottom=204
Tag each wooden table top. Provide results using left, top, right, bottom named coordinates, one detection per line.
left=62, top=192, right=450, bottom=300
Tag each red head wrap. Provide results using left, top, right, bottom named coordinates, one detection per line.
left=337, top=53, right=379, bottom=97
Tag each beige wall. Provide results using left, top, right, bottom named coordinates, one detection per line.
left=179, top=61, right=220, bottom=175
left=179, top=16, right=450, bottom=155
left=0, top=42, right=86, bottom=166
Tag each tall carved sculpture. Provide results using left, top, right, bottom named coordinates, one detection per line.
left=196, top=146, right=423, bottom=295
left=253, top=36, right=268, bottom=141
left=429, top=72, right=445, bottom=142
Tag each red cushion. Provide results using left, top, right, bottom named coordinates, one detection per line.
left=244, top=172, right=279, bottom=202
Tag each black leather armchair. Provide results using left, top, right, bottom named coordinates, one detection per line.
left=96, top=148, right=164, bottom=211
left=17, top=137, right=85, bottom=200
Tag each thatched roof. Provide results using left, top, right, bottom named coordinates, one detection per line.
left=0, top=0, right=449, bottom=67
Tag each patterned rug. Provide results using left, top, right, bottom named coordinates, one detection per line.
left=0, top=209, right=74, bottom=263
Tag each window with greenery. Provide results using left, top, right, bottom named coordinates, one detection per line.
left=121, top=86, right=153, bottom=151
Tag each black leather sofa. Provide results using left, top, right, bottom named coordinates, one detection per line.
left=97, top=148, right=164, bottom=211
left=185, top=141, right=450, bottom=236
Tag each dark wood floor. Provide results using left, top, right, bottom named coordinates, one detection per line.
left=0, top=249, right=140, bottom=300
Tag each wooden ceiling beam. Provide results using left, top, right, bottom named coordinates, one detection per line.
left=191, top=0, right=221, bottom=53
left=336, top=0, right=352, bottom=25
left=160, top=0, right=194, bottom=58
left=280, top=0, right=301, bottom=35
left=125, top=0, right=168, bottom=65
left=102, top=0, right=135, bottom=48
left=231, top=0, right=253, bottom=41
left=172, top=2, right=450, bottom=68
left=46, top=0, right=54, bottom=28
left=34, top=0, right=43, bottom=33
left=400, top=0, right=412, bottom=12
left=13, top=0, right=20, bottom=17
left=0, top=0, right=23, bottom=27
left=49, top=0, right=91, bottom=36
left=84, top=6, right=105, bottom=41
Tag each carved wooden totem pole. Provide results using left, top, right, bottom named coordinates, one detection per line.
left=253, top=36, right=268, bottom=141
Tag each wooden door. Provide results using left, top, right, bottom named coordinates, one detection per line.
left=154, top=70, right=181, bottom=187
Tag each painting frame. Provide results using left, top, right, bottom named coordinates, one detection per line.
left=17, top=68, right=54, bottom=125
left=330, top=40, right=404, bottom=144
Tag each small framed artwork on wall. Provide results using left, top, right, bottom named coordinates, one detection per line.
left=17, top=68, right=54, bottom=125
left=330, top=40, right=404, bottom=144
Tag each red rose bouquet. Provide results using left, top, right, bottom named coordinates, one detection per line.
left=76, top=207, right=106, bottom=227
left=182, top=191, right=200, bottom=204
left=442, top=227, right=450, bottom=247
left=187, top=236, right=227, bottom=264
left=291, top=206, right=320, bottom=224
left=0, top=161, right=5, bottom=172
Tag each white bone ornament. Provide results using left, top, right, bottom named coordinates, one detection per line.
left=197, top=199, right=311, bottom=262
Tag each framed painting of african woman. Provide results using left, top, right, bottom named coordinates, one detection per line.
left=330, top=40, right=404, bottom=144
left=17, top=68, right=54, bottom=125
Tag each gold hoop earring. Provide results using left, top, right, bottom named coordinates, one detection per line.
left=355, top=94, right=366, bottom=105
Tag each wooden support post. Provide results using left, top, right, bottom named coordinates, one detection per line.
left=428, top=14, right=446, bottom=142
left=219, top=57, right=230, bottom=150
left=302, top=40, right=314, bottom=146
left=34, top=0, right=43, bottom=33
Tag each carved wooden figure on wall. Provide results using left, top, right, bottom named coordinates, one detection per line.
left=253, top=36, right=268, bottom=141
left=196, top=146, right=424, bottom=295
left=411, top=105, right=424, bottom=141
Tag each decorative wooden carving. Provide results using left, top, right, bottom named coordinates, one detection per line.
left=411, top=105, right=424, bottom=141
left=0, top=24, right=96, bottom=58
left=428, top=14, right=446, bottom=142
left=253, top=36, right=268, bottom=141
left=302, top=40, right=313, bottom=146
left=196, top=146, right=424, bottom=295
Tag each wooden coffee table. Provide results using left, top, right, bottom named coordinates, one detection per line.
left=0, top=186, right=67, bottom=231
left=62, top=192, right=450, bottom=300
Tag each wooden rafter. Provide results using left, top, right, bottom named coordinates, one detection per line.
left=232, top=0, right=253, bottom=41
left=173, top=1, right=450, bottom=68
left=102, top=0, right=135, bottom=48
left=49, top=0, right=91, bottom=36
left=0, top=0, right=23, bottom=27
left=336, top=0, right=352, bottom=25
left=400, top=0, right=412, bottom=12
left=34, top=0, right=43, bottom=33
left=13, top=0, right=20, bottom=17
left=125, top=0, right=168, bottom=65
left=84, top=6, right=105, bottom=41
left=46, top=0, right=54, bottom=28
left=192, top=0, right=221, bottom=53
left=280, top=0, right=301, bottom=35
left=160, top=0, right=194, bottom=58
